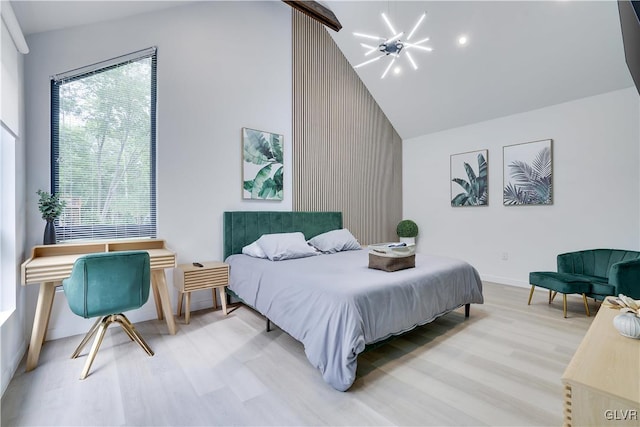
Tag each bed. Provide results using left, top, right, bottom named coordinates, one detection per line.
left=223, top=211, right=484, bottom=391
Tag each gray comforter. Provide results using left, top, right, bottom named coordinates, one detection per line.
left=226, top=249, right=483, bottom=391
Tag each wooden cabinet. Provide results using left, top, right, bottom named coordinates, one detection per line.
left=173, top=261, right=229, bottom=324
left=562, top=306, right=640, bottom=427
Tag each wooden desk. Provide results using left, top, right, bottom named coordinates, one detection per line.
left=562, top=306, right=640, bottom=427
left=20, top=239, right=177, bottom=372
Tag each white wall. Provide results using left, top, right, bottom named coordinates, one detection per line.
left=403, top=88, right=640, bottom=287
left=0, top=15, right=27, bottom=396
left=23, top=1, right=292, bottom=340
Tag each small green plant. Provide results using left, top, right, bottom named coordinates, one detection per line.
left=396, top=219, right=419, bottom=238
left=37, top=190, right=66, bottom=221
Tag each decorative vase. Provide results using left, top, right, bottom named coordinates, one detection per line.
left=43, top=219, right=56, bottom=245
left=613, top=312, right=640, bottom=339
left=399, top=237, right=416, bottom=245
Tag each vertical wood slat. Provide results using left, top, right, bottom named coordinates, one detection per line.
left=292, top=11, right=402, bottom=245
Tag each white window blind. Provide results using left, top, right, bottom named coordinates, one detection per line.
left=51, top=47, right=157, bottom=241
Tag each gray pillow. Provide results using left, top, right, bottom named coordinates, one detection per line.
left=308, top=228, right=361, bottom=254
left=241, top=241, right=267, bottom=259
left=256, top=232, right=319, bottom=261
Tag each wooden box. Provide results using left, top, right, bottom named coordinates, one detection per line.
left=368, top=253, right=415, bottom=272
left=173, top=261, right=230, bottom=322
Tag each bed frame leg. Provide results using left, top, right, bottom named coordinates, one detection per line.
left=465, top=303, right=470, bottom=318
left=266, top=318, right=271, bottom=332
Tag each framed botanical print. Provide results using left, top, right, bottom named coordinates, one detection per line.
left=450, top=149, right=488, bottom=207
left=503, top=139, right=552, bottom=206
left=242, top=127, right=283, bottom=200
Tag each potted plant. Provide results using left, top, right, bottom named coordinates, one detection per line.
left=396, top=219, right=418, bottom=245
left=37, top=189, right=66, bottom=245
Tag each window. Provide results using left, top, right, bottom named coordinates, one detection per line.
left=51, top=47, right=157, bottom=241
left=1, top=122, right=17, bottom=316
left=1, top=125, right=5, bottom=312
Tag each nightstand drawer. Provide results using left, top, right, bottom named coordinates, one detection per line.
left=183, top=269, right=228, bottom=291
left=173, top=261, right=229, bottom=292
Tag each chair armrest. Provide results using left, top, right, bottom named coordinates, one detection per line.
left=609, top=258, right=640, bottom=299
left=557, top=252, right=575, bottom=274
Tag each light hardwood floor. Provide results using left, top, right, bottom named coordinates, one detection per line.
left=1, top=282, right=596, bottom=426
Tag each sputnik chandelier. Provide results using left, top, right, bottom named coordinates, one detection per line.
left=353, top=11, right=432, bottom=79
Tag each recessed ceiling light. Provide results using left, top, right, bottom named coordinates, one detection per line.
left=458, top=35, right=468, bottom=46
left=394, top=66, right=401, bottom=75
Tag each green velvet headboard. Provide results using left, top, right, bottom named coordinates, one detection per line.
left=223, top=211, right=342, bottom=259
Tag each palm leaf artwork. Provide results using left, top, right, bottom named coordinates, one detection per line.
left=451, top=151, right=488, bottom=207
left=503, top=141, right=552, bottom=205
left=242, top=128, right=284, bottom=200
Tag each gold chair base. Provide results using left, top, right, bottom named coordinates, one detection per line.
left=527, top=285, right=591, bottom=318
left=71, top=313, right=154, bottom=380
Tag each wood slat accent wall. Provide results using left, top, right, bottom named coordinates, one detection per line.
left=292, top=11, right=402, bottom=245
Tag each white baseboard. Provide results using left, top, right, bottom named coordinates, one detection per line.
left=1, top=339, right=27, bottom=395
left=480, top=274, right=530, bottom=289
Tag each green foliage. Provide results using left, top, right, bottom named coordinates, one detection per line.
left=396, top=219, right=419, bottom=238
left=451, top=153, right=488, bottom=206
left=57, top=58, right=153, bottom=225
left=503, top=147, right=552, bottom=205
left=36, top=190, right=66, bottom=221
left=243, top=129, right=284, bottom=200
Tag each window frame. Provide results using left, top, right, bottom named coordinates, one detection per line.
left=50, top=47, right=157, bottom=241
left=0, top=122, right=17, bottom=316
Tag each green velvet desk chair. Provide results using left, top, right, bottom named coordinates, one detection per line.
left=62, top=251, right=154, bottom=379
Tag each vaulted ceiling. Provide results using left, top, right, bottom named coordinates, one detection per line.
left=326, top=1, right=634, bottom=138
left=11, top=1, right=635, bottom=139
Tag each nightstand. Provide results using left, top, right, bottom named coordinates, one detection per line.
left=173, top=261, right=229, bottom=324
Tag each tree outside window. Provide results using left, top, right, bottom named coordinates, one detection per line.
left=52, top=50, right=156, bottom=241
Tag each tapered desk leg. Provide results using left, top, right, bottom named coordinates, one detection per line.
left=42, top=285, right=57, bottom=343
left=26, top=282, right=57, bottom=372
left=151, top=278, right=163, bottom=320
left=151, top=270, right=177, bottom=335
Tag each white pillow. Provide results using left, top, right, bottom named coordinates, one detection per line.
left=242, top=241, right=267, bottom=259
left=308, top=228, right=361, bottom=254
left=256, top=232, right=319, bottom=261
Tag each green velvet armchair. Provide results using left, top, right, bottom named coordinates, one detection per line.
left=62, top=251, right=154, bottom=379
left=557, top=249, right=640, bottom=300
left=529, top=249, right=640, bottom=318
